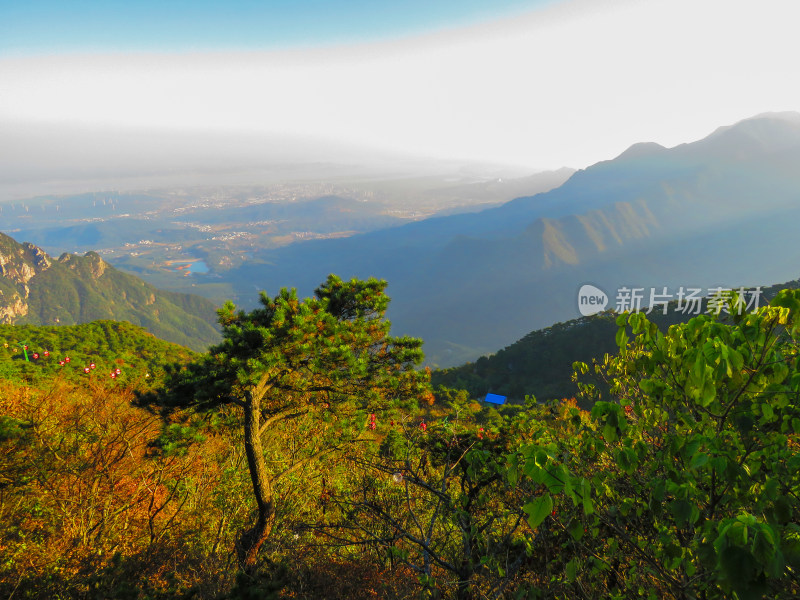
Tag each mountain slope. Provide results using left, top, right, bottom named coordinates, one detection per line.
left=0, top=232, right=220, bottom=351
left=432, top=275, right=800, bottom=404
left=220, top=113, right=800, bottom=366
left=0, top=320, right=196, bottom=386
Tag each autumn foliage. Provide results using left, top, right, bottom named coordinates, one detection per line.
left=2, top=285, right=800, bottom=599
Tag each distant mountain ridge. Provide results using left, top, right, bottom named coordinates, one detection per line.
left=219, top=112, right=800, bottom=366
left=0, top=232, right=220, bottom=351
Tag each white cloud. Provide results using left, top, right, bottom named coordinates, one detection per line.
left=1, top=0, right=799, bottom=169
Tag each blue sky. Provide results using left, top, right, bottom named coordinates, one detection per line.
left=2, top=0, right=799, bottom=176
left=1, top=0, right=553, bottom=55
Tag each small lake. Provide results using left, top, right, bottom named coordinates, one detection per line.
left=187, top=261, right=209, bottom=274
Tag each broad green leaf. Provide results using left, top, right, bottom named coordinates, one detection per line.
left=615, top=327, right=629, bottom=349
left=566, top=559, right=578, bottom=583
left=670, top=499, right=693, bottom=526
left=689, top=452, right=709, bottom=470
left=523, top=494, right=553, bottom=529
left=699, top=380, right=716, bottom=407
left=603, top=423, right=618, bottom=443
left=568, top=520, right=584, bottom=541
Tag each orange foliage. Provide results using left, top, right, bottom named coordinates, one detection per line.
left=0, top=380, right=234, bottom=597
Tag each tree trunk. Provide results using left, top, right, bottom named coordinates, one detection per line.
left=238, top=392, right=275, bottom=570
left=456, top=564, right=474, bottom=600
left=456, top=578, right=473, bottom=600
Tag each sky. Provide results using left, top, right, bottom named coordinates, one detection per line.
left=2, top=0, right=800, bottom=180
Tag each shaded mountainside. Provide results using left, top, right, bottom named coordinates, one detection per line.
left=221, top=113, right=800, bottom=366
left=0, top=232, right=220, bottom=351
left=433, top=275, right=800, bottom=404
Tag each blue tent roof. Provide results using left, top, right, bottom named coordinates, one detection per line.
left=484, top=393, right=506, bottom=405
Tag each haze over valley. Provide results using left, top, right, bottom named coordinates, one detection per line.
left=0, top=160, right=573, bottom=303
left=3, top=0, right=800, bottom=364
left=4, top=113, right=800, bottom=368
left=194, top=112, right=800, bottom=365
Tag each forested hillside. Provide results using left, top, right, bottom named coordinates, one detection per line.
left=0, top=320, right=195, bottom=386
left=434, top=276, right=800, bottom=404
left=1, top=278, right=799, bottom=599
left=0, top=232, right=220, bottom=351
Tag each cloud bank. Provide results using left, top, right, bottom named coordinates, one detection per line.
left=1, top=0, right=798, bottom=173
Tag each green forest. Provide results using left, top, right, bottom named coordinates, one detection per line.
left=1, top=276, right=799, bottom=599
left=432, top=278, right=800, bottom=406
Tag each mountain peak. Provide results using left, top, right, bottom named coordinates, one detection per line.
left=58, top=250, right=107, bottom=279
left=0, top=235, right=53, bottom=287
left=700, top=112, right=800, bottom=152
left=615, top=142, right=667, bottom=160
left=749, top=110, right=800, bottom=123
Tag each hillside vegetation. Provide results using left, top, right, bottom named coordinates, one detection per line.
left=0, top=320, right=195, bottom=387
left=0, top=232, right=220, bottom=351
left=433, top=276, right=800, bottom=404
left=1, top=278, right=799, bottom=599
